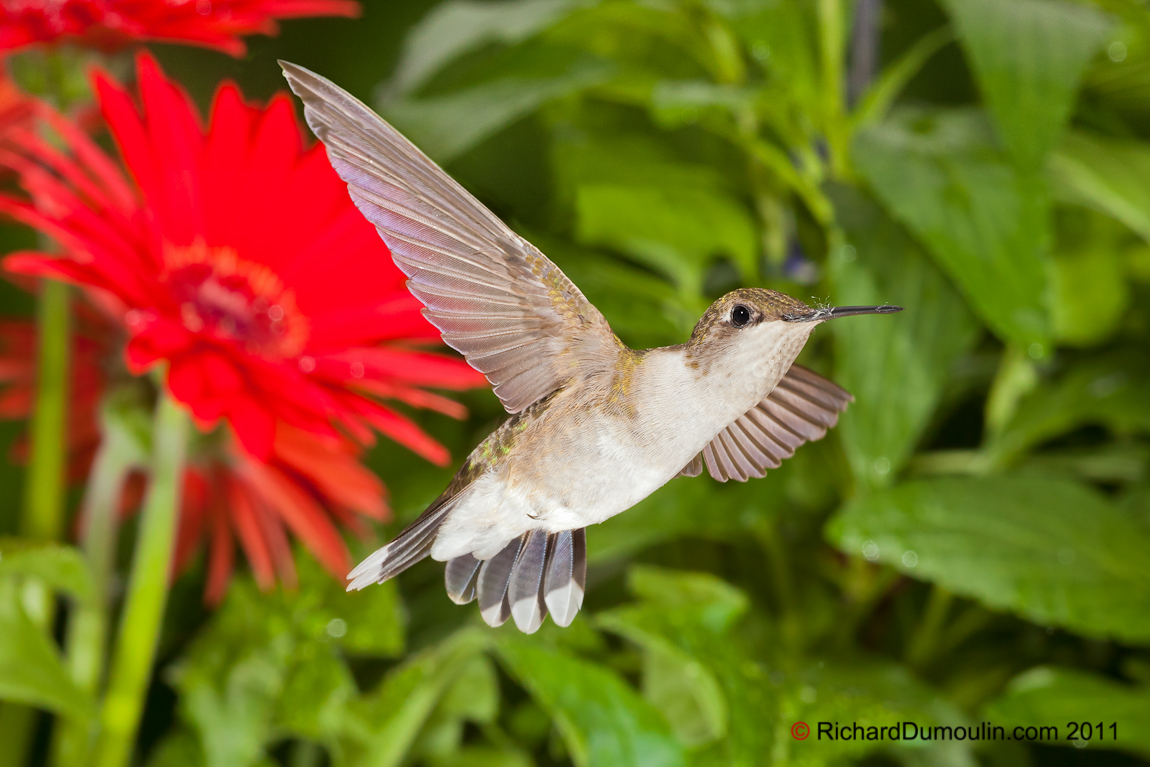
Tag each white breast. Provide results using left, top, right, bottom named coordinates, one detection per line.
left=430, top=321, right=819, bottom=561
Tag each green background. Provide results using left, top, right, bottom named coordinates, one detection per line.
left=5, top=0, right=1150, bottom=765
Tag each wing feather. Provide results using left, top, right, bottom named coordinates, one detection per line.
left=281, top=62, right=618, bottom=413
left=693, top=365, right=853, bottom=483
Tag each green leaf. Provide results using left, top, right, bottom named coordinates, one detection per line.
left=575, top=184, right=758, bottom=295
left=993, top=350, right=1150, bottom=462
left=0, top=538, right=94, bottom=605
left=1049, top=242, right=1129, bottom=346
left=495, top=635, right=686, bottom=767
left=598, top=579, right=775, bottom=764
left=773, top=660, right=973, bottom=767
left=828, top=186, right=980, bottom=486
left=940, top=0, right=1113, bottom=170
left=426, top=747, right=534, bottom=767
left=348, top=631, right=490, bottom=767
left=851, top=26, right=955, bottom=130
left=0, top=584, right=94, bottom=719
left=854, top=107, right=1050, bottom=347
left=627, top=566, right=749, bottom=633
left=174, top=585, right=297, bottom=767
left=1050, top=130, right=1150, bottom=243
left=146, top=729, right=205, bottom=767
left=171, top=554, right=405, bottom=767
left=551, top=131, right=729, bottom=198
left=827, top=475, right=1150, bottom=641
left=389, top=0, right=589, bottom=96
left=275, top=644, right=356, bottom=741
left=382, top=57, right=612, bottom=163
left=984, top=667, right=1150, bottom=755
left=437, top=653, right=500, bottom=725
left=648, top=80, right=759, bottom=129
left=597, top=607, right=735, bottom=753
left=715, top=0, right=821, bottom=113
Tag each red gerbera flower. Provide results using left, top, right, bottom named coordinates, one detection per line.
left=0, top=0, right=359, bottom=56
left=0, top=52, right=484, bottom=464
left=0, top=305, right=387, bottom=602
left=174, top=421, right=387, bottom=603
left=0, top=312, right=105, bottom=475
left=0, top=72, right=37, bottom=131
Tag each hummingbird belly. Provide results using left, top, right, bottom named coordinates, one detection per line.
left=429, top=339, right=807, bottom=562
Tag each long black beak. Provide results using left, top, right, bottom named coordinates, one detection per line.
left=783, top=305, right=904, bottom=322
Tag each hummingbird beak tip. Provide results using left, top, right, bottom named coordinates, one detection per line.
left=784, top=304, right=904, bottom=322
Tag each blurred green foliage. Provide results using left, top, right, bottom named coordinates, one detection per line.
left=5, top=0, right=1150, bottom=765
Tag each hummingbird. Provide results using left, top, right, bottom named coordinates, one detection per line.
left=281, top=62, right=902, bottom=634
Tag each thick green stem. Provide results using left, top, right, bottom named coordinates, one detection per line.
left=21, top=279, right=72, bottom=611
left=52, top=426, right=136, bottom=767
left=0, top=280, right=71, bottom=767
left=92, top=393, right=188, bottom=767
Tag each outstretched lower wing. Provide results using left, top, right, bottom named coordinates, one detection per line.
left=682, top=365, right=853, bottom=482
left=281, top=62, right=618, bottom=414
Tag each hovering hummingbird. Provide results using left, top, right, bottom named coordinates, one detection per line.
left=281, top=62, right=902, bottom=634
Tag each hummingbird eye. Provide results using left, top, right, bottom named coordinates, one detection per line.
left=730, top=304, right=751, bottom=328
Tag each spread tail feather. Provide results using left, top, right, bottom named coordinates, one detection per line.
left=544, top=529, right=586, bottom=627
left=346, top=500, right=455, bottom=591
left=454, top=528, right=585, bottom=633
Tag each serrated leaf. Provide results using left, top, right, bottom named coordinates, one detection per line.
left=390, top=0, right=590, bottom=96
left=495, top=636, right=686, bottom=767
left=1050, top=130, right=1150, bottom=243
left=828, top=186, right=979, bottom=487
left=0, top=585, right=94, bottom=719
left=827, top=476, right=1150, bottom=641
left=984, top=667, right=1150, bottom=755
left=854, top=107, right=1050, bottom=346
left=941, top=0, right=1113, bottom=170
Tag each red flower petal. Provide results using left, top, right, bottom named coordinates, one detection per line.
left=0, top=0, right=361, bottom=57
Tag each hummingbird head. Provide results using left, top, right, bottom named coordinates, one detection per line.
left=687, top=287, right=903, bottom=357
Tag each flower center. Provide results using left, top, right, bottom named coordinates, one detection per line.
left=163, top=242, right=308, bottom=359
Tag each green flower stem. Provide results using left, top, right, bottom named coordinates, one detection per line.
left=0, top=279, right=72, bottom=767
left=52, top=422, right=138, bottom=767
left=92, top=392, right=189, bottom=767
left=21, top=279, right=72, bottom=611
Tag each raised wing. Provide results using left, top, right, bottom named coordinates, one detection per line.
left=685, top=365, right=853, bottom=482
left=281, top=62, right=618, bottom=413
